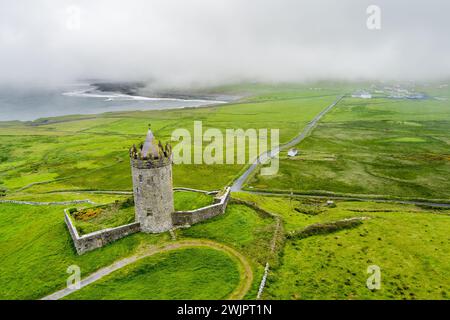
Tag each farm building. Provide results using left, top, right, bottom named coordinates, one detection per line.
left=287, top=148, right=299, bottom=157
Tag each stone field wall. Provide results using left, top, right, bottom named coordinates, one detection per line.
left=172, top=187, right=231, bottom=226
left=64, top=210, right=141, bottom=255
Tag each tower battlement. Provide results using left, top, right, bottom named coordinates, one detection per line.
left=129, top=130, right=172, bottom=167
left=130, top=156, right=172, bottom=169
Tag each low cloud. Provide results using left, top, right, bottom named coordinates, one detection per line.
left=1, top=0, right=449, bottom=88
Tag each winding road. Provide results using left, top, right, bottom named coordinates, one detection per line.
left=230, top=94, right=450, bottom=209
left=231, top=95, right=344, bottom=192
left=41, top=239, right=253, bottom=300
left=5, top=92, right=449, bottom=210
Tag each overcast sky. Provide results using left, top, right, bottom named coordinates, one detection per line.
left=1, top=0, right=449, bottom=88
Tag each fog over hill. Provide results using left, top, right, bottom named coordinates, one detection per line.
left=1, top=0, right=450, bottom=88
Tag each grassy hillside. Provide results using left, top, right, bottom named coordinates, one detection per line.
left=0, top=87, right=338, bottom=199
left=0, top=201, right=274, bottom=300
left=65, top=248, right=240, bottom=300
left=174, top=191, right=215, bottom=211
left=248, top=97, right=450, bottom=200
left=1, top=83, right=449, bottom=301
left=234, top=193, right=450, bottom=300
left=0, top=203, right=166, bottom=299
left=180, top=204, right=276, bottom=265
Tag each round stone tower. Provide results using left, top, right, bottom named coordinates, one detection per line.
left=130, top=129, right=174, bottom=233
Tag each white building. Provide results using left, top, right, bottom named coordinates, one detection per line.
left=287, top=148, right=298, bottom=157
left=351, top=91, right=372, bottom=99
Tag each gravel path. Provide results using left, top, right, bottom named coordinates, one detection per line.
left=41, top=239, right=253, bottom=300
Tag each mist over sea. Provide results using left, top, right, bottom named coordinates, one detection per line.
left=0, top=83, right=226, bottom=122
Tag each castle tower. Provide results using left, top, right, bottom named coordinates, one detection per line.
left=130, top=129, right=174, bottom=233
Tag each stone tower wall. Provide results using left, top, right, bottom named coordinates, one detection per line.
left=131, top=158, right=174, bottom=233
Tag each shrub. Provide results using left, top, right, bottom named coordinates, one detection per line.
left=73, top=207, right=104, bottom=221
left=294, top=204, right=324, bottom=215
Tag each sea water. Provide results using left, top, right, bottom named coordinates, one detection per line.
left=0, top=83, right=225, bottom=121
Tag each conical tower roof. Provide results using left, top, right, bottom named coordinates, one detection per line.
left=141, top=129, right=159, bottom=158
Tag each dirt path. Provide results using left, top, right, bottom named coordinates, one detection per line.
left=41, top=239, right=253, bottom=300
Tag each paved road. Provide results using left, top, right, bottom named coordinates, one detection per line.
left=231, top=95, right=344, bottom=191
left=230, top=94, right=450, bottom=208
left=41, top=239, right=253, bottom=300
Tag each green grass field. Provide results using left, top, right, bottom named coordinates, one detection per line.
left=0, top=201, right=274, bottom=300
left=180, top=204, right=275, bottom=265
left=69, top=199, right=136, bottom=235
left=65, top=248, right=240, bottom=300
left=0, top=202, right=167, bottom=299
left=234, top=193, right=450, bottom=300
left=0, top=85, right=338, bottom=201
left=174, top=191, right=215, bottom=211
left=178, top=203, right=279, bottom=299
left=1, top=82, right=449, bottom=300
left=248, top=96, right=450, bottom=200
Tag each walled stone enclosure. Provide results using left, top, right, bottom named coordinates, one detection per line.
left=64, top=129, right=232, bottom=254
left=64, top=210, right=141, bottom=255
left=65, top=187, right=231, bottom=255
left=172, top=187, right=231, bottom=226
